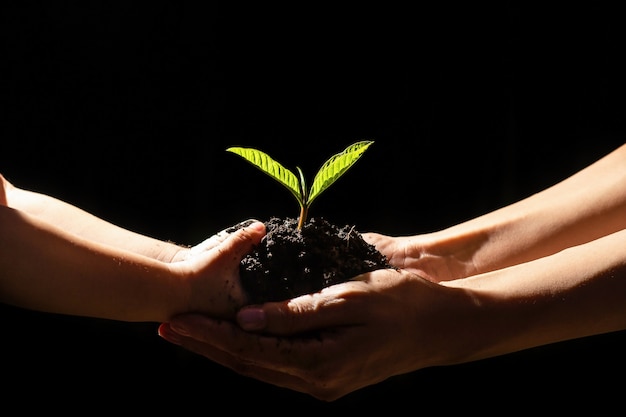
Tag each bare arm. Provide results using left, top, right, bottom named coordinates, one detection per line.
left=0, top=173, right=265, bottom=322
left=367, top=143, right=626, bottom=281
left=1, top=174, right=187, bottom=262
left=441, top=227, right=626, bottom=364
left=0, top=205, right=181, bottom=321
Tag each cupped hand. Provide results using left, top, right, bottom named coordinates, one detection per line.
left=168, top=220, right=266, bottom=319
left=159, top=267, right=475, bottom=401
left=362, top=232, right=481, bottom=282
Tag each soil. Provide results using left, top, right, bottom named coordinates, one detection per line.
left=228, top=217, right=392, bottom=304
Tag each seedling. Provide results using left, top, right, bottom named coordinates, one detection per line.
left=226, top=140, right=374, bottom=229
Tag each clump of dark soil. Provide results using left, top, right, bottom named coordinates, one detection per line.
left=230, top=217, right=392, bottom=304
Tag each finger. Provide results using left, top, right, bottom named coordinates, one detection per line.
left=217, top=220, right=265, bottom=260
left=164, top=314, right=330, bottom=370
left=159, top=318, right=361, bottom=401
left=360, top=232, right=387, bottom=248
left=158, top=322, right=313, bottom=395
left=188, top=219, right=262, bottom=255
left=191, top=220, right=265, bottom=264
left=0, top=174, right=7, bottom=206
left=237, top=280, right=371, bottom=335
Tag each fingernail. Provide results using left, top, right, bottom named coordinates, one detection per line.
left=225, top=219, right=255, bottom=233
left=158, top=325, right=181, bottom=345
left=246, top=221, right=265, bottom=232
left=237, top=307, right=266, bottom=331
left=169, top=319, right=191, bottom=337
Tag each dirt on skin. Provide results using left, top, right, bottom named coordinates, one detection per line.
left=229, top=217, right=392, bottom=304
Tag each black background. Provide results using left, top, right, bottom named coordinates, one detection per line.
left=1, top=2, right=625, bottom=412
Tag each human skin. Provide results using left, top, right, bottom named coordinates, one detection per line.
left=0, top=173, right=265, bottom=322
left=158, top=143, right=626, bottom=401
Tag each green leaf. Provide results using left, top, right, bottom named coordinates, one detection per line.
left=226, top=147, right=304, bottom=207
left=226, top=140, right=375, bottom=229
left=308, top=140, right=374, bottom=205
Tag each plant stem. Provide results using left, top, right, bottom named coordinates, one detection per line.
left=297, top=205, right=308, bottom=230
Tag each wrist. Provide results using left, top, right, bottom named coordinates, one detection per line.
left=437, top=277, right=528, bottom=365
left=428, top=210, right=536, bottom=276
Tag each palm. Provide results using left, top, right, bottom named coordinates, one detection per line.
left=362, top=233, right=475, bottom=283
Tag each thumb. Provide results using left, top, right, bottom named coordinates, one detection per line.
left=217, top=220, right=266, bottom=260
left=188, top=219, right=262, bottom=255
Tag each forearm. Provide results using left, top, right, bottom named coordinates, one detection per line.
left=1, top=174, right=186, bottom=262
left=442, top=228, right=626, bottom=364
left=430, top=143, right=626, bottom=275
left=0, top=205, right=188, bottom=322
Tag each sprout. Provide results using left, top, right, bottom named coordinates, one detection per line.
left=226, top=140, right=374, bottom=229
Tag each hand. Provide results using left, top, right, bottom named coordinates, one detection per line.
left=168, top=220, right=266, bottom=319
left=159, top=267, right=474, bottom=401
left=170, top=219, right=260, bottom=263
left=362, top=232, right=481, bottom=282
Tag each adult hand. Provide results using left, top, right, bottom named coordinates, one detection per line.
left=362, top=231, right=482, bottom=282
left=159, top=267, right=473, bottom=401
